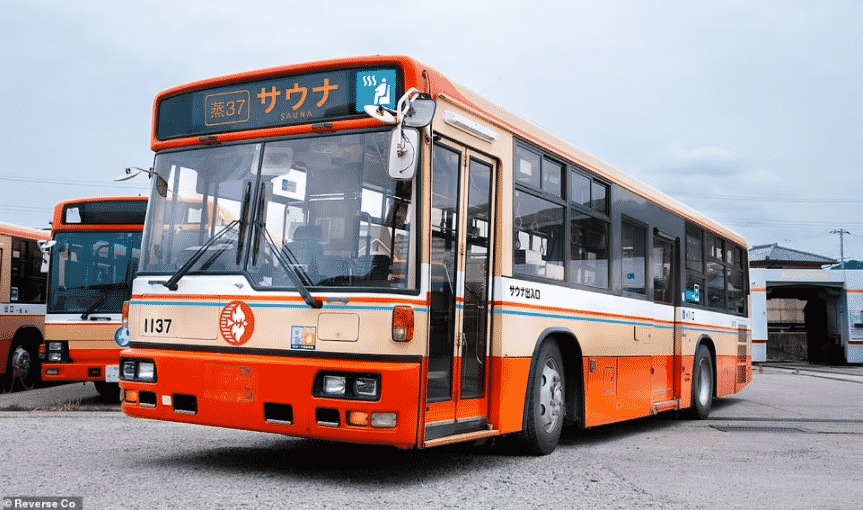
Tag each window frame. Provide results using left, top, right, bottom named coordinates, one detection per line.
left=512, top=141, right=611, bottom=289
left=684, top=223, right=747, bottom=316
left=620, top=216, right=648, bottom=297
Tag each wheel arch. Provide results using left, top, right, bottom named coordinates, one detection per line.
left=12, top=324, right=44, bottom=345
left=521, top=328, right=585, bottom=431
left=695, top=334, right=717, bottom=397
left=2, top=324, right=44, bottom=388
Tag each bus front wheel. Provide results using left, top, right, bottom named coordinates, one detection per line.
left=94, top=381, right=120, bottom=403
left=518, top=341, right=565, bottom=455
left=2, top=341, right=38, bottom=392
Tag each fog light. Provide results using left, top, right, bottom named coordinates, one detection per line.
left=48, top=352, right=62, bottom=362
left=137, top=361, right=156, bottom=381
left=124, top=389, right=139, bottom=404
left=348, top=411, right=369, bottom=426
left=323, top=375, right=347, bottom=396
left=371, top=413, right=397, bottom=428
left=354, top=377, right=378, bottom=397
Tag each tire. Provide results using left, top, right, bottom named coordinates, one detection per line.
left=518, top=341, right=565, bottom=455
left=688, top=344, right=714, bottom=420
left=0, top=366, right=13, bottom=393
left=5, top=342, right=39, bottom=392
left=94, top=381, right=121, bottom=403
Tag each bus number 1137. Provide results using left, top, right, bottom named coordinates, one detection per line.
left=143, top=318, right=172, bottom=334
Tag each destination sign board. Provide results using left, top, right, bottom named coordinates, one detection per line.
left=156, top=68, right=402, bottom=140
left=62, top=200, right=148, bottom=225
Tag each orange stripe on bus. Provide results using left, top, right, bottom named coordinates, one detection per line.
left=132, top=294, right=428, bottom=306
left=494, top=300, right=676, bottom=327
left=495, top=300, right=747, bottom=333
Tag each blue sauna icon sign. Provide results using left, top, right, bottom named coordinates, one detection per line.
left=355, top=70, right=397, bottom=112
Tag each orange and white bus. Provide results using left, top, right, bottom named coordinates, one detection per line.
left=119, top=56, right=751, bottom=454
left=41, top=197, right=147, bottom=399
left=1, top=222, right=48, bottom=392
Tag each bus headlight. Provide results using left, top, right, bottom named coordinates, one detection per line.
left=323, top=375, right=347, bottom=396
left=354, top=377, right=378, bottom=397
left=44, top=341, right=69, bottom=363
left=122, top=360, right=137, bottom=380
left=120, top=358, right=157, bottom=382
left=137, top=361, right=156, bottom=381
left=315, top=373, right=381, bottom=400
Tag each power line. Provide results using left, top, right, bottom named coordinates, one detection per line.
left=0, top=174, right=148, bottom=190
left=718, top=218, right=863, bottom=228
left=666, top=190, right=863, bottom=204
left=0, top=204, right=54, bottom=212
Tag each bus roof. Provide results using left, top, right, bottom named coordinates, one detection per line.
left=51, top=196, right=148, bottom=233
left=441, top=71, right=748, bottom=247
left=152, top=55, right=746, bottom=247
left=0, top=221, right=49, bottom=241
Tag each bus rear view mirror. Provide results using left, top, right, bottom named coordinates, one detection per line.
left=402, top=98, right=436, bottom=128
left=387, top=127, right=420, bottom=181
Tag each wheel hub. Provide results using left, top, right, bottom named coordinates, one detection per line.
left=11, top=346, right=31, bottom=377
left=540, top=361, right=563, bottom=432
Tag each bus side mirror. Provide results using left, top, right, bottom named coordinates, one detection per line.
left=368, top=88, right=435, bottom=181
left=387, top=127, right=420, bottom=181
left=402, top=98, right=436, bottom=128
left=38, top=240, right=56, bottom=274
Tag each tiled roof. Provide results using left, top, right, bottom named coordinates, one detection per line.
left=749, top=243, right=838, bottom=265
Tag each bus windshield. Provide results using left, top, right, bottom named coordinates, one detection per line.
left=48, top=231, right=142, bottom=314
left=140, top=131, right=415, bottom=290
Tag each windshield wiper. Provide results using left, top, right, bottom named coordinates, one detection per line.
left=251, top=183, right=266, bottom=266
left=236, top=183, right=252, bottom=266
left=163, top=220, right=239, bottom=291
left=258, top=225, right=322, bottom=309
left=78, top=282, right=130, bottom=319
left=80, top=293, right=110, bottom=320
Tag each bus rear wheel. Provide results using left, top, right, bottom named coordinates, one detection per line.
left=687, top=344, right=714, bottom=420
left=518, top=341, right=565, bottom=455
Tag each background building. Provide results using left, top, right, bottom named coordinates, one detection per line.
left=750, top=244, right=863, bottom=364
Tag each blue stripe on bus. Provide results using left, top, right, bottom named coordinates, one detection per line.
left=494, top=308, right=675, bottom=330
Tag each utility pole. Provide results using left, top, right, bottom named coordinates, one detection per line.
left=830, top=229, right=850, bottom=269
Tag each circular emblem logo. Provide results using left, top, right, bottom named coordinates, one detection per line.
left=219, top=301, right=255, bottom=346
left=114, top=326, right=130, bottom=348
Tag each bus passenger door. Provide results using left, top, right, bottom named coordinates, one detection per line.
left=425, top=141, right=495, bottom=444
left=0, top=235, right=8, bottom=303
left=651, top=233, right=681, bottom=409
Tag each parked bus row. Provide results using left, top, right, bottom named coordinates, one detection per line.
left=1, top=197, right=146, bottom=398
left=3, top=56, right=752, bottom=456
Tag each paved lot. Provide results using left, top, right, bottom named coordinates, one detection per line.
left=1, top=364, right=862, bottom=509
left=0, top=381, right=112, bottom=411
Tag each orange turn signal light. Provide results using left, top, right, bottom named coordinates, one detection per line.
left=121, top=301, right=130, bottom=328
left=124, top=389, right=139, bottom=404
left=348, top=411, right=369, bottom=426
left=392, top=306, right=414, bottom=342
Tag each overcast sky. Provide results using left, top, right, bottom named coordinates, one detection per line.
left=1, top=1, right=861, bottom=262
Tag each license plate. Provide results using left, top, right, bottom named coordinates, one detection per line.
left=105, top=365, right=120, bottom=383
